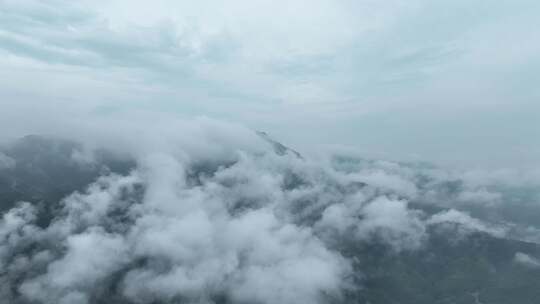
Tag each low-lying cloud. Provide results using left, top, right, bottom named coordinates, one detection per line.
left=0, top=118, right=537, bottom=303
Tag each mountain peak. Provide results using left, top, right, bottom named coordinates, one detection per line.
left=256, top=130, right=303, bottom=159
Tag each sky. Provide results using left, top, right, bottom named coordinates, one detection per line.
left=0, top=0, right=539, bottom=169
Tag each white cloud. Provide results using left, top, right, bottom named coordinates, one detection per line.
left=427, top=209, right=506, bottom=239
left=349, top=170, right=418, bottom=198
left=356, top=196, right=426, bottom=251
left=20, top=229, right=130, bottom=303
left=456, top=189, right=502, bottom=206
left=0, top=119, right=537, bottom=302
left=514, top=252, right=540, bottom=268
left=0, top=152, right=15, bottom=169
left=0, top=128, right=355, bottom=303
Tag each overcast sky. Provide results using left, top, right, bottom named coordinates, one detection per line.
left=0, top=0, right=539, bottom=169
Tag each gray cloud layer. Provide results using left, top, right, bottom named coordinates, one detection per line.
left=0, top=0, right=539, bottom=168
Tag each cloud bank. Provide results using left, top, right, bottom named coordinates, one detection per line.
left=0, top=118, right=534, bottom=303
